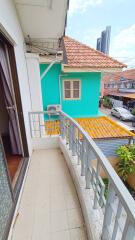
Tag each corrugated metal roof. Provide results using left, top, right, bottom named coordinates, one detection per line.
left=76, top=116, right=135, bottom=139
left=109, top=92, right=135, bottom=99
left=45, top=116, right=135, bottom=139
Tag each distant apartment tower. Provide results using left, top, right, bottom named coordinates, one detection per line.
left=96, top=26, right=111, bottom=55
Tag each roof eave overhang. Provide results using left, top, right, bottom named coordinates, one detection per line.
left=62, top=64, right=125, bottom=73
left=94, top=136, right=133, bottom=140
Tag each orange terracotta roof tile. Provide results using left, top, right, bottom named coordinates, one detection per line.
left=103, top=69, right=135, bottom=83
left=63, top=36, right=126, bottom=69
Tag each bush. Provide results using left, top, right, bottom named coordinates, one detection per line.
left=102, top=96, right=113, bottom=109
left=132, top=108, right=135, bottom=115
left=102, top=178, right=109, bottom=199
left=116, top=145, right=135, bottom=182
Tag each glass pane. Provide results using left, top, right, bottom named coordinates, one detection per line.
left=73, top=90, right=79, bottom=98
left=65, top=90, right=71, bottom=98
left=73, top=81, right=79, bottom=89
left=64, top=81, right=71, bottom=89
left=0, top=142, right=14, bottom=240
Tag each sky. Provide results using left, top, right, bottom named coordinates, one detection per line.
left=66, top=0, right=135, bottom=68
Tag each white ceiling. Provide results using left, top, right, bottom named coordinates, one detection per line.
left=14, top=0, right=69, bottom=40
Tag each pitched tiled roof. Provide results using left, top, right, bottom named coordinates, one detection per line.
left=63, top=36, right=126, bottom=69
left=103, top=69, right=135, bottom=83
left=45, top=116, right=134, bottom=139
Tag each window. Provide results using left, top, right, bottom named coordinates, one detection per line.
left=104, top=84, right=108, bottom=89
left=63, top=80, right=81, bottom=100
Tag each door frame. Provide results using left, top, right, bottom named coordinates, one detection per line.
left=0, top=30, right=29, bottom=240
left=0, top=32, right=29, bottom=158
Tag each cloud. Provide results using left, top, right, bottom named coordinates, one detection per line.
left=110, top=24, right=135, bottom=68
left=68, top=0, right=103, bottom=16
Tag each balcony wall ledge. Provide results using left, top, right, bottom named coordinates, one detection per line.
left=59, top=137, right=104, bottom=240
left=32, top=135, right=59, bottom=150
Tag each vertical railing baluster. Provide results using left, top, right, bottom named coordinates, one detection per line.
left=93, top=159, right=101, bottom=209
left=85, top=143, right=92, bottom=189
left=81, top=138, right=86, bottom=176
left=71, top=124, right=76, bottom=156
left=68, top=122, right=72, bottom=150
left=102, top=182, right=115, bottom=239
left=111, top=200, right=122, bottom=240
left=66, top=120, right=69, bottom=145
left=121, top=219, right=135, bottom=240
left=29, top=113, right=33, bottom=138
left=60, top=113, right=67, bottom=140
left=38, top=113, right=41, bottom=137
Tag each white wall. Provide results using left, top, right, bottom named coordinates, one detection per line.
left=0, top=0, right=33, bottom=155
left=25, top=53, right=43, bottom=111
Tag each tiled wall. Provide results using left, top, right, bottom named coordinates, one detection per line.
left=0, top=143, right=13, bottom=240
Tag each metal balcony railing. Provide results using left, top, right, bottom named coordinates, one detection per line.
left=29, top=110, right=135, bottom=240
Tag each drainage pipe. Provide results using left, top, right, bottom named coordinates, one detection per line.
left=41, top=59, right=59, bottom=80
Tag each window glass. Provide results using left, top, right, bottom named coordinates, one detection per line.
left=64, top=81, right=71, bottom=89
left=65, top=89, right=71, bottom=98
left=64, top=80, right=80, bottom=99
left=73, top=81, right=79, bottom=89
left=73, top=89, right=79, bottom=98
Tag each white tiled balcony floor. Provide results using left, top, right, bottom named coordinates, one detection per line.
left=12, top=149, right=87, bottom=240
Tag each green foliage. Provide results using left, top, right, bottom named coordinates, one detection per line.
left=116, top=145, right=135, bottom=182
left=102, top=96, right=113, bottom=109
left=132, top=108, right=135, bottom=116
left=102, top=178, right=109, bottom=199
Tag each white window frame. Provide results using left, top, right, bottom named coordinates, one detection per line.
left=63, top=79, right=81, bottom=100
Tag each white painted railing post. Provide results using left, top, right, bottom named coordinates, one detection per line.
left=76, top=130, right=81, bottom=165
left=93, top=159, right=101, bottom=209
left=121, top=219, right=135, bottom=240
left=85, top=143, right=92, bottom=189
left=68, top=122, right=72, bottom=150
left=111, top=201, right=122, bottom=240
left=71, top=124, right=76, bottom=156
left=81, top=139, right=86, bottom=176
left=101, top=183, right=115, bottom=239
left=60, top=114, right=65, bottom=139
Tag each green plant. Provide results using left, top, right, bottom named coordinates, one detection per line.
left=116, top=145, right=135, bottom=182
left=102, top=96, right=113, bottom=109
left=132, top=108, right=135, bottom=115
left=102, top=178, right=109, bottom=199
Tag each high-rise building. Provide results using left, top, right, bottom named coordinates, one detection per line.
left=96, top=26, right=111, bottom=55
left=96, top=37, right=101, bottom=52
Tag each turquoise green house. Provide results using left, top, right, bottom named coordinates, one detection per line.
left=40, top=36, right=125, bottom=118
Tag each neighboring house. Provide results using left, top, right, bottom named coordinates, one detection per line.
left=102, top=69, right=135, bottom=107
left=40, top=36, right=125, bottom=118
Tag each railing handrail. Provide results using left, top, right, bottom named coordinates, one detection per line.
left=60, top=110, right=135, bottom=224
left=29, top=110, right=135, bottom=224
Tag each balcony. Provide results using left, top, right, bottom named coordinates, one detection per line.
left=11, top=149, right=87, bottom=240
left=9, top=111, right=135, bottom=240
